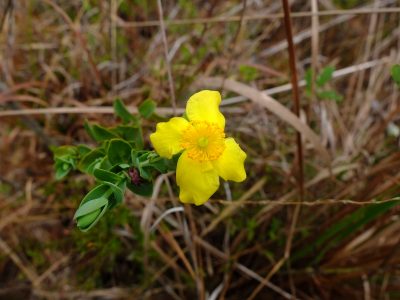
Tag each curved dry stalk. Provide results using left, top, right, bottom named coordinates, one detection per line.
left=196, top=77, right=331, bottom=162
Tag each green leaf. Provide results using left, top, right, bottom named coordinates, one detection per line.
left=138, top=99, right=156, bottom=119
left=55, top=155, right=75, bottom=165
left=52, top=145, right=77, bottom=157
left=138, top=166, right=152, bottom=181
left=126, top=180, right=153, bottom=197
left=54, top=160, right=72, bottom=180
left=131, top=150, right=148, bottom=168
left=238, top=65, right=259, bottom=82
left=246, top=219, right=257, bottom=241
left=113, top=98, right=137, bottom=123
left=293, top=198, right=400, bottom=263
left=74, top=184, right=111, bottom=231
left=76, top=208, right=104, bottom=230
left=111, top=125, right=144, bottom=149
left=74, top=197, right=108, bottom=219
left=77, top=145, right=91, bottom=156
left=118, top=163, right=130, bottom=169
left=316, top=66, right=335, bottom=87
left=137, top=152, right=172, bottom=173
left=148, top=157, right=170, bottom=173
left=74, top=182, right=127, bottom=231
left=52, top=145, right=93, bottom=179
left=99, top=156, right=112, bottom=170
left=304, top=68, right=312, bottom=92
left=52, top=146, right=78, bottom=180
left=130, top=150, right=157, bottom=180
left=84, top=121, right=118, bottom=142
left=79, top=184, right=110, bottom=205
left=107, top=139, right=132, bottom=165
left=391, top=64, right=400, bottom=86
left=78, top=149, right=105, bottom=174
left=93, top=168, right=123, bottom=184
left=317, top=90, right=343, bottom=102
left=103, top=180, right=126, bottom=206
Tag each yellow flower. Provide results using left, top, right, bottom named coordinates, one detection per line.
left=150, top=90, right=247, bottom=205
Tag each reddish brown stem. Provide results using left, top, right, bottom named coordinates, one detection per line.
left=282, top=0, right=304, bottom=200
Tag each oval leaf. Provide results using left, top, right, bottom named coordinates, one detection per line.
left=391, top=64, right=400, bottom=86
left=113, top=98, right=136, bottom=123
left=93, top=168, right=123, bottom=184
left=316, top=66, right=335, bottom=87
left=111, top=125, right=143, bottom=149
left=127, top=180, right=153, bottom=197
left=138, top=99, right=156, bottom=118
left=74, top=197, right=108, bottom=219
left=103, top=181, right=125, bottom=205
left=107, top=139, right=132, bottom=165
left=77, top=206, right=108, bottom=232
left=78, top=149, right=105, bottom=174
left=84, top=121, right=118, bottom=142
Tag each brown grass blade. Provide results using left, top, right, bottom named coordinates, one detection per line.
left=196, top=77, right=331, bottom=162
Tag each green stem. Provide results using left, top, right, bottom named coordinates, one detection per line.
left=103, top=188, right=114, bottom=198
left=139, top=156, right=164, bottom=167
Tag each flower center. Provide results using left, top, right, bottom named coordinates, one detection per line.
left=197, top=137, right=209, bottom=148
left=181, top=121, right=225, bottom=162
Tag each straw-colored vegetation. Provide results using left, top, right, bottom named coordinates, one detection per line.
left=1, top=0, right=400, bottom=299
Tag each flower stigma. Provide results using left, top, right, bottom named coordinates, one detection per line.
left=197, top=137, right=209, bottom=148
left=181, top=121, right=225, bottom=162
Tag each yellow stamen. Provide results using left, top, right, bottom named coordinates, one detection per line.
left=181, top=121, right=225, bottom=162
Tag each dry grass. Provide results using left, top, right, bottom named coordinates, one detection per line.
left=1, top=0, right=400, bottom=299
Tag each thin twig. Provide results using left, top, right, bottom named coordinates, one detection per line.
left=42, top=0, right=103, bottom=88
left=0, top=106, right=244, bottom=117
left=219, top=58, right=388, bottom=105
left=198, top=77, right=331, bottom=162
left=248, top=2, right=304, bottom=298
left=194, top=236, right=296, bottom=299
left=115, top=7, right=400, bottom=28
left=0, top=0, right=12, bottom=32
left=0, top=237, right=39, bottom=283
left=282, top=0, right=304, bottom=200
left=213, top=198, right=400, bottom=206
left=110, top=0, right=117, bottom=88
left=310, top=0, right=319, bottom=108
left=221, top=0, right=247, bottom=89
left=0, top=59, right=388, bottom=118
left=150, top=206, right=184, bottom=233
left=157, top=0, right=177, bottom=115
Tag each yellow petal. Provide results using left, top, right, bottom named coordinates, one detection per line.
left=150, top=117, right=189, bottom=159
left=176, top=151, right=220, bottom=205
left=186, top=90, right=225, bottom=128
left=213, top=138, right=247, bottom=182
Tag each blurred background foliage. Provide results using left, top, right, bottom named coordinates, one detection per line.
left=1, top=0, right=400, bottom=299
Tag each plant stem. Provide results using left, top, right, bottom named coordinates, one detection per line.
left=282, top=0, right=304, bottom=200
